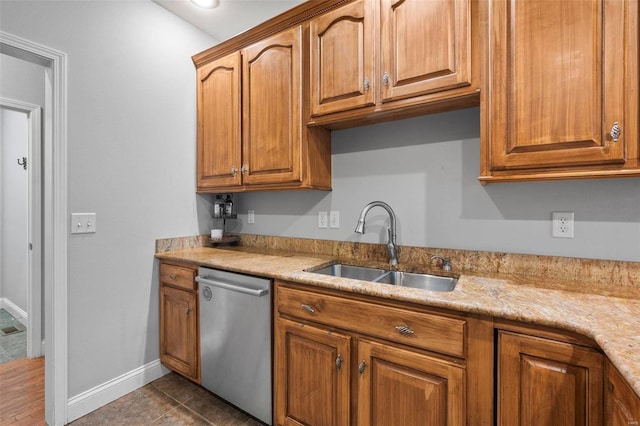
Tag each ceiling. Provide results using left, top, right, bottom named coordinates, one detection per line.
left=152, top=0, right=306, bottom=42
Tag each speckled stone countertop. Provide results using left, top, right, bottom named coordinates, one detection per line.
left=156, top=243, right=640, bottom=397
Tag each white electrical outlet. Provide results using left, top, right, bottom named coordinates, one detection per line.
left=247, top=209, right=255, bottom=224
left=329, top=211, right=340, bottom=228
left=318, top=211, right=328, bottom=229
left=71, top=213, right=97, bottom=234
left=552, top=212, right=574, bottom=238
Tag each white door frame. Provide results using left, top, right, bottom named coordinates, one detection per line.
left=0, top=97, right=42, bottom=358
left=1, top=32, right=68, bottom=426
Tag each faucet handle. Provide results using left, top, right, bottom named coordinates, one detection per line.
left=430, top=255, right=452, bottom=271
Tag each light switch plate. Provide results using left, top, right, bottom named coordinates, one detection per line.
left=329, top=211, right=340, bottom=228
left=318, top=211, right=328, bottom=229
left=71, top=213, right=97, bottom=234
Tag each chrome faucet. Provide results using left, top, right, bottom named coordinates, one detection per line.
left=354, top=201, right=398, bottom=266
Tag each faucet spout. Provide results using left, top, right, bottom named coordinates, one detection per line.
left=354, top=201, right=398, bottom=266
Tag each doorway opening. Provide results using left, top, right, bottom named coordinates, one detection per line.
left=1, top=32, right=68, bottom=426
left=0, top=101, right=41, bottom=362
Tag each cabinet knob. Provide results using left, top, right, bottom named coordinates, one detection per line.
left=185, top=306, right=191, bottom=315
left=301, top=304, right=315, bottom=313
left=383, top=72, right=389, bottom=86
left=241, top=165, right=248, bottom=175
left=611, top=121, right=621, bottom=142
left=364, top=77, right=370, bottom=91
left=358, top=360, right=367, bottom=375
left=395, top=325, right=415, bottom=335
left=169, top=274, right=177, bottom=280
left=231, top=166, right=237, bottom=176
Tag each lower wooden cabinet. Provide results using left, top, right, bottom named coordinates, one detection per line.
left=159, top=261, right=200, bottom=383
left=274, top=280, right=475, bottom=426
left=606, top=360, right=640, bottom=426
left=497, top=330, right=604, bottom=425
left=275, top=318, right=351, bottom=426
left=357, top=339, right=465, bottom=425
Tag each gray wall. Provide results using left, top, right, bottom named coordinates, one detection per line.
left=0, top=1, right=216, bottom=397
left=233, top=108, right=640, bottom=262
left=0, top=108, right=29, bottom=313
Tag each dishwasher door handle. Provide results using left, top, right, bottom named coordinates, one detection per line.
left=195, top=276, right=269, bottom=297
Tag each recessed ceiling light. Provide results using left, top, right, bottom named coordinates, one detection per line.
left=191, top=0, right=219, bottom=9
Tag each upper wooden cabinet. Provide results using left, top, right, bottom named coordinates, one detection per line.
left=379, top=0, right=471, bottom=103
left=196, top=52, right=242, bottom=191
left=310, top=0, right=478, bottom=123
left=310, top=0, right=376, bottom=116
left=195, top=25, right=331, bottom=193
left=241, top=28, right=303, bottom=187
left=480, top=0, right=640, bottom=182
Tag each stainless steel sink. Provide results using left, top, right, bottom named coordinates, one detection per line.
left=308, top=264, right=457, bottom=292
left=374, top=271, right=457, bottom=292
left=311, top=264, right=387, bottom=281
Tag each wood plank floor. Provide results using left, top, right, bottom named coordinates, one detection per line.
left=0, top=357, right=45, bottom=425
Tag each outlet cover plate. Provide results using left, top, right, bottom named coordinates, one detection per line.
left=552, top=211, right=574, bottom=238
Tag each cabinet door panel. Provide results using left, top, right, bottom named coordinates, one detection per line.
left=196, top=52, right=242, bottom=191
left=606, top=360, right=640, bottom=426
left=160, top=285, right=198, bottom=381
left=310, top=0, right=376, bottom=116
left=380, top=0, right=471, bottom=102
left=274, top=318, right=351, bottom=426
left=497, top=331, right=603, bottom=426
left=242, top=26, right=302, bottom=186
left=488, top=0, right=627, bottom=171
left=358, top=339, right=465, bottom=426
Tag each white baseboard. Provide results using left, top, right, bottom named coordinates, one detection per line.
left=67, top=359, right=171, bottom=423
left=0, top=297, right=28, bottom=326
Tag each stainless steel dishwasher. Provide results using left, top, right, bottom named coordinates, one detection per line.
left=196, top=267, right=272, bottom=425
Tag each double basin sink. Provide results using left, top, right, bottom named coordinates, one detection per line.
left=308, top=263, right=457, bottom=292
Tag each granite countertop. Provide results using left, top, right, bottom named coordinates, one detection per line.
left=156, top=246, right=640, bottom=397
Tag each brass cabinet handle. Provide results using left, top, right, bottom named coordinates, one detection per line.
left=301, top=304, right=315, bottom=313
left=336, top=354, right=343, bottom=370
left=395, top=325, right=415, bottom=335
left=358, top=360, right=367, bottom=375
left=611, top=121, right=621, bottom=142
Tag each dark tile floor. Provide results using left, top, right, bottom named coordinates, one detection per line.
left=70, top=372, right=266, bottom=425
left=0, top=308, right=27, bottom=364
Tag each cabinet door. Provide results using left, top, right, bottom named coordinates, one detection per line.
left=357, top=339, right=465, bottom=426
left=274, top=318, right=351, bottom=426
left=380, top=0, right=471, bottom=102
left=606, top=360, right=640, bottom=426
left=196, top=51, right=242, bottom=191
left=310, top=0, right=376, bottom=116
left=497, top=331, right=603, bottom=426
left=160, top=285, right=199, bottom=382
left=242, top=26, right=302, bottom=187
left=486, top=0, right=629, bottom=172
